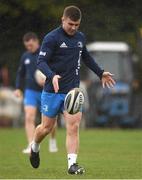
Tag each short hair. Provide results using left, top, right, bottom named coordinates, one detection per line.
left=63, top=6, right=82, bottom=21
left=23, top=32, right=38, bottom=42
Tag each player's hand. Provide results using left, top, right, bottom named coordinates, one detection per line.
left=14, top=89, right=23, bottom=98
left=52, top=75, right=61, bottom=93
left=101, top=72, right=116, bottom=88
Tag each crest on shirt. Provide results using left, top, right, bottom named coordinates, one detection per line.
left=24, top=58, right=30, bottom=64
left=77, top=41, right=83, bottom=48
left=39, top=51, right=46, bottom=56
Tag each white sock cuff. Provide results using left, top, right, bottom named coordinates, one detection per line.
left=31, top=141, right=40, bottom=152
left=67, top=153, right=77, bottom=159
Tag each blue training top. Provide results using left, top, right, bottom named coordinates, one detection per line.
left=16, top=48, right=42, bottom=92
left=37, top=26, right=104, bottom=94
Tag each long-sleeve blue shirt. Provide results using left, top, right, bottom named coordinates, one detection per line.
left=37, top=26, right=104, bottom=93
left=16, top=49, right=42, bottom=92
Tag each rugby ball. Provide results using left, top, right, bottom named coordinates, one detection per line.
left=34, top=69, right=46, bottom=86
left=64, top=88, right=84, bottom=114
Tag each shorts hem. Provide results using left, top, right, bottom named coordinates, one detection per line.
left=24, top=103, right=37, bottom=107
left=42, top=112, right=57, bottom=118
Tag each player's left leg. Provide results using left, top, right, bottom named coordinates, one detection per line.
left=49, top=121, right=58, bottom=152
left=64, top=111, right=85, bottom=174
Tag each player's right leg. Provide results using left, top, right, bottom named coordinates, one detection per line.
left=29, top=91, right=62, bottom=168
left=30, top=115, right=56, bottom=168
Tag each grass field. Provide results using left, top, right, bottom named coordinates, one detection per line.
left=0, top=128, right=141, bottom=179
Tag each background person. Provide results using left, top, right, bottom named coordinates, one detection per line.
left=14, top=32, right=58, bottom=154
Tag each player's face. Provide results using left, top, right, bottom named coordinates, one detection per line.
left=62, top=17, right=81, bottom=36
left=24, top=39, right=39, bottom=53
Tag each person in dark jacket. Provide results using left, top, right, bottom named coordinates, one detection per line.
left=15, top=32, right=58, bottom=154
left=30, top=6, right=115, bottom=174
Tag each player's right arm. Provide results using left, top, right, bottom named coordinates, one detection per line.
left=37, top=35, right=60, bottom=93
left=14, top=54, right=26, bottom=97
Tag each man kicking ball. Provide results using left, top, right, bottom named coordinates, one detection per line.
left=15, top=32, right=58, bottom=153
left=29, top=6, right=115, bottom=174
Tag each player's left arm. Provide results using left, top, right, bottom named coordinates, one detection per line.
left=82, top=45, right=115, bottom=88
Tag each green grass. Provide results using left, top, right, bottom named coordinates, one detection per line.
left=0, top=128, right=141, bottom=179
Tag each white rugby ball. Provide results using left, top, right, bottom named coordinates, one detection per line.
left=64, top=88, right=84, bottom=114
left=34, top=69, right=46, bottom=86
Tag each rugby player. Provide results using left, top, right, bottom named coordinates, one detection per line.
left=30, top=6, right=115, bottom=174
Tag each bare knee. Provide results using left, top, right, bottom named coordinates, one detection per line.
left=42, top=123, right=53, bottom=135
left=67, top=123, right=79, bottom=136
left=25, top=112, right=35, bottom=123
left=41, top=116, right=56, bottom=136
left=65, top=112, right=82, bottom=136
left=24, top=106, right=36, bottom=124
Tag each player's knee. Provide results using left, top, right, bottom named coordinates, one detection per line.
left=25, top=113, right=35, bottom=123
left=67, top=123, right=79, bottom=136
left=42, top=123, right=53, bottom=135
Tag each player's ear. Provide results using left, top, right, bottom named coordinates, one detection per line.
left=61, top=16, right=64, bottom=23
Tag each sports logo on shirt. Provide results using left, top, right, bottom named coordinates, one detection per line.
left=42, top=105, right=48, bottom=112
left=24, top=58, right=30, bottom=64
left=60, top=42, right=68, bottom=48
left=39, top=51, right=46, bottom=56
left=78, top=41, right=83, bottom=48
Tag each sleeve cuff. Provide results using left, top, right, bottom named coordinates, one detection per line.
left=99, top=70, right=104, bottom=80
left=49, top=72, right=56, bottom=80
